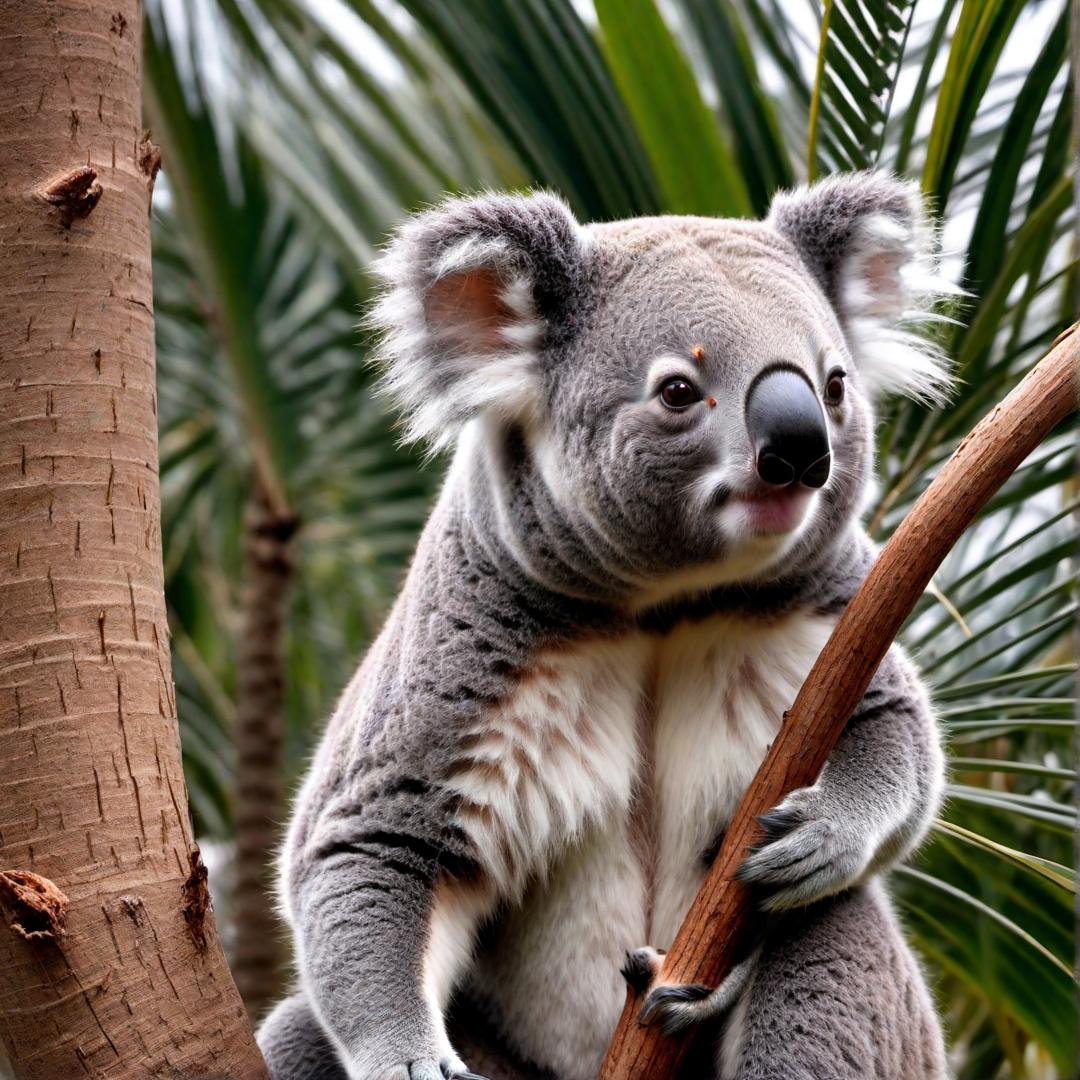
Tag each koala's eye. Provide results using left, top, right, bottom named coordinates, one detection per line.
left=824, top=368, right=846, bottom=406
left=659, top=377, right=701, bottom=411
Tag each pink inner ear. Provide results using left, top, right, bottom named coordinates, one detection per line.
left=861, top=249, right=905, bottom=316
left=424, top=268, right=514, bottom=354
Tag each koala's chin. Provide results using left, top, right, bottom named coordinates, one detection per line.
left=635, top=493, right=821, bottom=610
left=721, top=475, right=818, bottom=546
left=724, top=487, right=816, bottom=540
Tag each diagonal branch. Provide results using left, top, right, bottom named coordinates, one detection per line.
left=599, top=325, right=1079, bottom=1079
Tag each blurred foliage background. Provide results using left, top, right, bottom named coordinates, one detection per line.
left=140, top=0, right=1076, bottom=1075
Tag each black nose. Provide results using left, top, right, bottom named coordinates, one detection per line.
left=745, top=367, right=831, bottom=489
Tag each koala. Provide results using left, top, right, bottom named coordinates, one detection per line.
left=258, top=172, right=950, bottom=1080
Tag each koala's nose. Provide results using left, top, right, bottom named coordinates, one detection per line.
left=745, top=367, right=831, bottom=489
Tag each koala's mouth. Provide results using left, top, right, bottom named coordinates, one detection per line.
left=731, top=486, right=814, bottom=536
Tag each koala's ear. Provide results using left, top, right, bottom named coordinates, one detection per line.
left=369, top=191, right=588, bottom=448
left=768, top=171, right=954, bottom=404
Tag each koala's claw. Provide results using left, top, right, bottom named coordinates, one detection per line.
left=623, top=946, right=714, bottom=1036
left=639, top=983, right=715, bottom=1035
left=756, top=805, right=804, bottom=840
left=406, top=1056, right=489, bottom=1080
left=636, top=957, right=753, bottom=1035
left=621, top=945, right=665, bottom=993
left=738, top=790, right=872, bottom=912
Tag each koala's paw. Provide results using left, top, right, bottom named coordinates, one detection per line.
left=620, top=945, right=665, bottom=993
left=407, top=1058, right=488, bottom=1080
left=349, top=1047, right=488, bottom=1080
left=639, top=982, right=717, bottom=1036
left=737, top=787, right=874, bottom=912
left=622, top=947, right=750, bottom=1036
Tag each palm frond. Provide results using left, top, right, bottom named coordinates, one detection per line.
left=807, top=0, right=918, bottom=178
left=594, top=0, right=751, bottom=216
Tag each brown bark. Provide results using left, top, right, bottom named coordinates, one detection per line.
left=599, top=326, right=1079, bottom=1079
left=0, top=2, right=268, bottom=1076
left=232, top=484, right=297, bottom=1020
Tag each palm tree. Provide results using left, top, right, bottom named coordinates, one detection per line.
left=147, top=0, right=1076, bottom=1074
left=0, top=1, right=265, bottom=1075
left=143, top=9, right=435, bottom=1015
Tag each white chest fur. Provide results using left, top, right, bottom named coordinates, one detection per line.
left=648, top=611, right=836, bottom=945
left=450, top=609, right=836, bottom=1079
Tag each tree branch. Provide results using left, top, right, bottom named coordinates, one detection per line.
left=599, top=325, right=1079, bottom=1079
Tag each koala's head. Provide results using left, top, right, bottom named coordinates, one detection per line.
left=371, top=172, right=951, bottom=605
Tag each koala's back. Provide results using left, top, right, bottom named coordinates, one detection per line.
left=451, top=606, right=838, bottom=1079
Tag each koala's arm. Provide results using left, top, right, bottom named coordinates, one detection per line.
left=286, top=762, right=496, bottom=1080
left=739, top=644, right=943, bottom=911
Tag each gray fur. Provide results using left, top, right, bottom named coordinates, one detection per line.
left=259, top=172, right=949, bottom=1080
left=737, top=649, right=940, bottom=913
left=722, top=882, right=946, bottom=1079
left=768, top=171, right=923, bottom=314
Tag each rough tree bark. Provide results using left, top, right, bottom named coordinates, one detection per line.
left=0, top=2, right=268, bottom=1076
left=232, top=484, right=297, bottom=1020
left=600, top=327, right=1079, bottom=1079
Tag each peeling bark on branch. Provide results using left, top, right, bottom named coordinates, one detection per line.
left=0, top=1, right=267, bottom=1075
left=599, top=328, right=1079, bottom=1079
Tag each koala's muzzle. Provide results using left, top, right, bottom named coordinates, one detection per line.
left=745, top=367, right=831, bottom=489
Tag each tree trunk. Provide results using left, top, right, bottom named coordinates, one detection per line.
left=232, top=484, right=297, bottom=1020
left=0, top=2, right=267, bottom=1076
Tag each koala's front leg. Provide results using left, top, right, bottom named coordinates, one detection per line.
left=738, top=646, right=943, bottom=912
left=290, top=793, right=494, bottom=1080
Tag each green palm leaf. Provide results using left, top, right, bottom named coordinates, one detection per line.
left=922, top=0, right=1028, bottom=209
left=390, top=0, right=663, bottom=219
left=594, top=0, right=751, bottom=216
left=674, top=0, right=794, bottom=214
left=808, top=0, right=918, bottom=178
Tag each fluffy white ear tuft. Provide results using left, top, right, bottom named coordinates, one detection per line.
left=769, top=172, right=960, bottom=406
left=368, top=192, right=586, bottom=451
